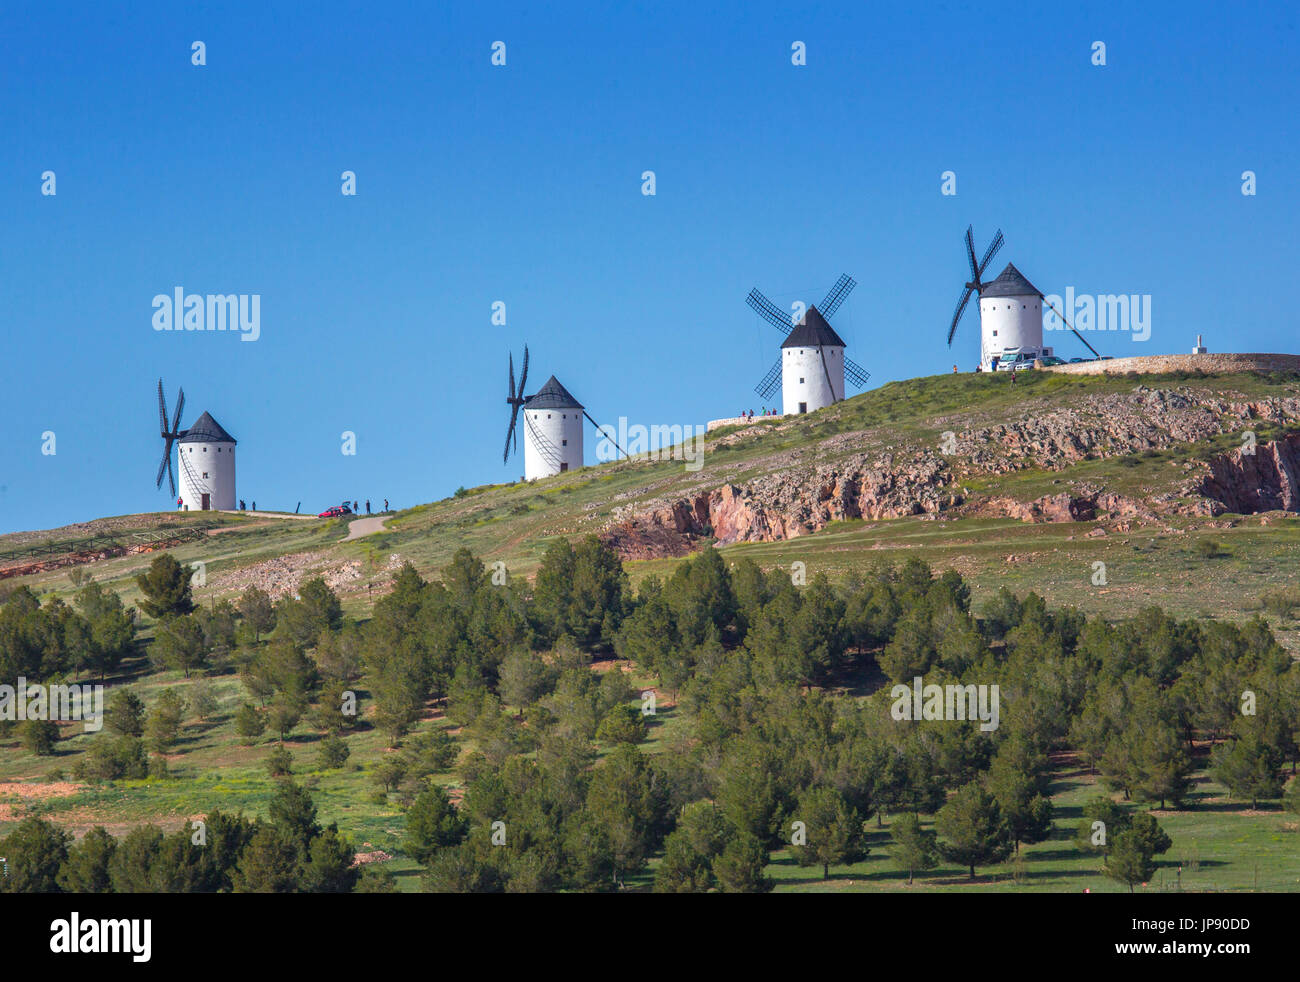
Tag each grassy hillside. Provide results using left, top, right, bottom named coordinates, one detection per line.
left=3, top=369, right=1299, bottom=894
left=7, top=368, right=1300, bottom=624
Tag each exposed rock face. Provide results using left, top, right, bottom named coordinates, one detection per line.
left=604, top=451, right=960, bottom=557
left=1196, top=434, right=1300, bottom=514
left=984, top=490, right=1158, bottom=524
left=600, top=384, right=1300, bottom=560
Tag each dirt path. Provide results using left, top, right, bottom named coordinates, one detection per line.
left=344, top=516, right=390, bottom=541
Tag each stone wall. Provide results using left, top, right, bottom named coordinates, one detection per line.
left=1042, top=352, right=1300, bottom=375
left=706, top=414, right=785, bottom=433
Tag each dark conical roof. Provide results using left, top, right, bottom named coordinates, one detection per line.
left=780, top=305, right=847, bottom=349
left=980, top=263, right=1042, bottom=299
left=179, top=411, right=236, bottom=444
left=524, top=376, right=583, bottom=410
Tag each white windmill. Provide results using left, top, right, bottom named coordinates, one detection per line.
left=155, top=379, right=237, bottom=511
left=747, top=274, right=871, bottom=415
left=947, top=226, right=1099, bottom=369
left=503, top=346, right=624, bottom=480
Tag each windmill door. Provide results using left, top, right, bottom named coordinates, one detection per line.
left=799, top=402, right=808, bottom=414
left=201, top=493, right=211, bottom=510
left=560, top=463, right=569, bottom=472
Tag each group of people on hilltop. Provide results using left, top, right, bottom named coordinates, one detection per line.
left=741, top=408, right=780, bottom=420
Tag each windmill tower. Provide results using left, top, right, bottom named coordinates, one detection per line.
left=748, top=274, right=870, bottom=414
left=155, top=379, right=237, bottom=511
left=948, top=226, right=1098, bottom=369
left=504, top=346, right=624, bottom=481
left=977, top=263, right=1049, bottom=369
left=521, top=376, right=584, bottom=478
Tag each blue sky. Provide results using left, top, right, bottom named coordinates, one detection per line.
left=2, top=1, right=1296, bottom=534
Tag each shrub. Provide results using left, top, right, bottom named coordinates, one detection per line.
left=1260, top=585, right=1300, bottom=620
left=266, top=744, right=293, bottom=777
left=74, top=737, right=148, bottom=782
left=22, top=719, right=59, bottom=756
left=595, top=704, right=647, bottom=745
left=1197, top=539, right=1226, bottom=559
left=234, top=704, right=266, bottom=744
left=318, top=734, right=351, bottom=769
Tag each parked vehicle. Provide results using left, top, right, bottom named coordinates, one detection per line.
left=1040, top=355, right=1066, bottom=366
left=996, top=352, right=1037, bottom=371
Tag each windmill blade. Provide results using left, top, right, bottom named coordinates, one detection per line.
left=978, top=229, right=1004, bottom=277
left=583, top=410, right=625, bottom=458
left=965, top=226, right=978, bottom=281
left=947, top=287, right=974, bottom=346
left=508, top=351, right=516, bottom=402
left=171, top=387, right=185, bottom=434
left=1042, top=296, right=1102, bottom=359
left=156, top=440, right=172, bottom=488
left=503, top=408, right=519, bottom=463
left=518, top=345, right=529, bottom=399
left=746, top=288, right=794, bottom=335
left=157, top=380, right=169, bottom=436
left=819, top=274, right=856, bottom=321
left=844, top=357, right=871, bottom=388
left=167, top=454, right=176, bottom=498
left=816, top=347, right=838, bottom=402
left=753, top=359, right=782, bottom=400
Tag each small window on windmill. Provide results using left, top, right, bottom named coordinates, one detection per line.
left=799, top=377, right=805, bottom=384
left=202, top=472, right=209, bottom=479
left=562, top=439, right=568, bottom=446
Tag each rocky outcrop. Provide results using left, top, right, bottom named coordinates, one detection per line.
left=601, top=385, right=1300, bottom=560
left=984, top=490, right=1158, bottom=524
left=1195, top=434, right=1300, bottom=514
left=604, top=451, right=960, bottom=557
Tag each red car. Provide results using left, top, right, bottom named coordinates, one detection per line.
left=317, top=504, right=352, bottom=518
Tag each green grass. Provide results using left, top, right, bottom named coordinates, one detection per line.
left=4, top=368, right=1300, bottom=890
left=767, top=761, right=1300, bottom=893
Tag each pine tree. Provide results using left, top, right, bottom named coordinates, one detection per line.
left=712, top=832, right=774, bottom=893
left=135, top=553, right=195, bottom=620
left=58, top=826, right=117, bottom=893
left=791, top=786, right=864, bottom=880
left=1210, top=731, right=1284, bottom=809
left=1102, top=830, right=1155, bottom=893
left=0, top=817, right=69, bottom=893
left=889, top=812, right=938, bottom=885
left=404, top=786, right=469, bottom=865
left=935, top=781, right=1012, bottom=879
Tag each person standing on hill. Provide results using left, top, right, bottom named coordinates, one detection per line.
left=366, top=500, right=371, bottom=514
left=384, top=498, right=389, bottom=512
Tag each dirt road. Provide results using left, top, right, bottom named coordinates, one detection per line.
left=343, top=516, right=390, bottom=541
